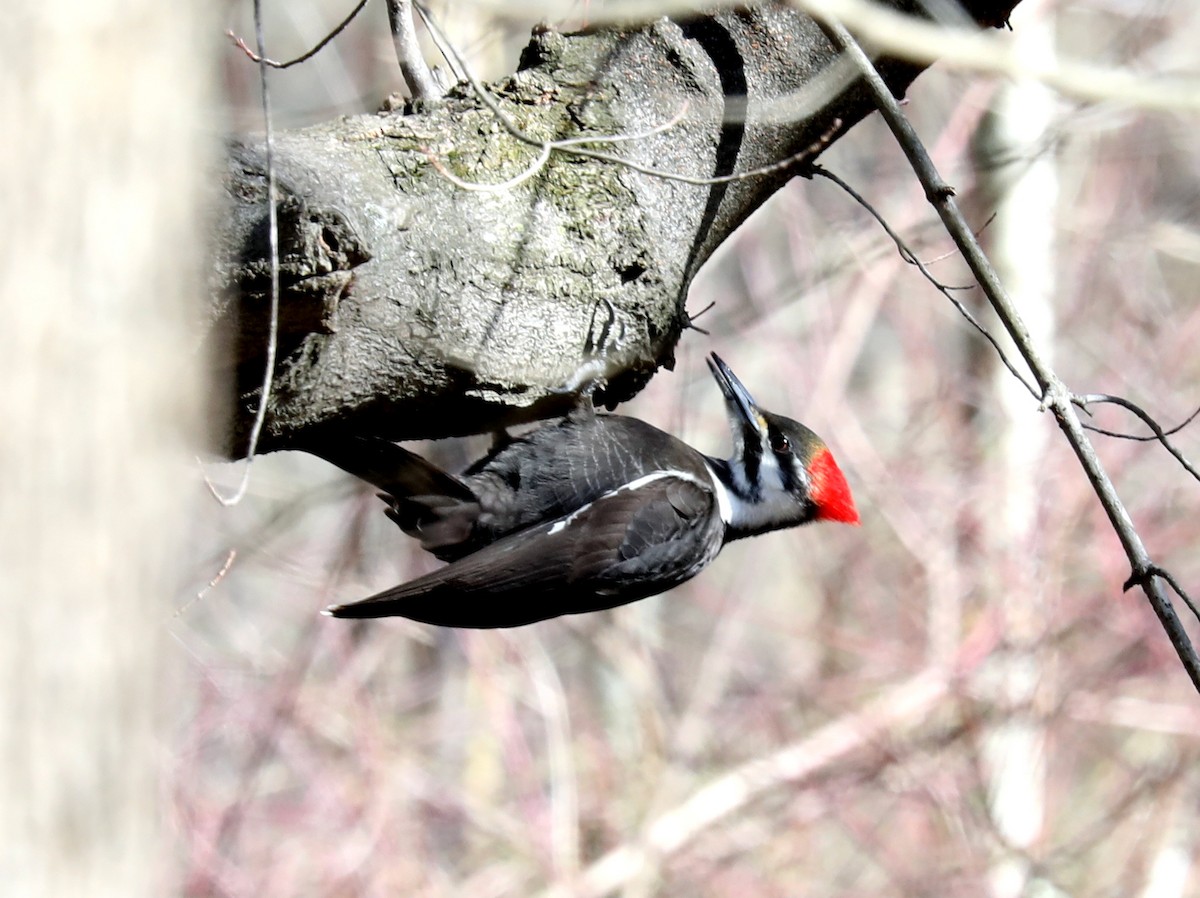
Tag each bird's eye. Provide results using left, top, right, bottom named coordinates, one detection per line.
left=771, top=433, right=790, bottom=454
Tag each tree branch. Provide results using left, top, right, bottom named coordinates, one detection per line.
left=808, top=164, right=1039, bottom=399
left=1075, top=394, right=1200, bottom=483
left=790, top=0, right=1200, bottom=111
left=225, top=0, right=370, bottom=70
left=818, top=16, right=1200, bottom=693
left=212, top=1, right=1021, bottom=454
left=208, top=0, right=281, bottom=506
left=387, top=0, right=440, bottom=100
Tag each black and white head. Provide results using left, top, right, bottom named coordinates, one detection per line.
left=706, top=354, right=859, bottom=539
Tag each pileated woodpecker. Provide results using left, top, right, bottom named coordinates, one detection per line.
left=314, top=354, right=858, bottom=628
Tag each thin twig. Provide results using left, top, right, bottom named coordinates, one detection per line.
left=809, top=165, right=1039, bottom=399
left=819, top=18, right=1200, bottom=692
left=225, top=0, right=371, bottom=70
left=1125, top=565, right=1200, bottom=628
left=921, top=211, right=997, bottom=265
left=421, top=105, right=690, bottom=192
left=1075, top=394, right=1200, bottom=482
left=411, top=1, right=466, bottom=83
left=422, top=142, right=553, bottom=193
left=386, top=0, right=440, bottom=99
left=685, top=300, right=716, bottom=334
left=174, top=550, right=238, bottom=618
left=1079, top=399, right=1200, bottom=440
left=209, top=0, right=281, bottom=506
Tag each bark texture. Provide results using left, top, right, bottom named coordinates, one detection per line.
left=214, top=1, right=1019, bottom=455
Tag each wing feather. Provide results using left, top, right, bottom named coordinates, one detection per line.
left=326, top=476, right=722, bottom=628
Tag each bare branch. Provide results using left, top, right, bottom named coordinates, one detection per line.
left=809, top=164, right=1039, bottom=400
left=790, top=0, right=1200, bottom=112
left=684, top=300, right=716, bottom=335
left=821, top=17, right=1200, bottom=693
left=921, top=211, right=997, bottom=265
left=386, top=0, right=440, bottom=100
left=224, top=0, right=370, bottom=70
left=211, top=0, right=281, bottom=506
left=411, top=1, right=466, bottom=83
left=1075, top=394, right=1200, bottom=483
left=173, top=549, right=237, bottom=619
left=1079, top=398, right=1200, bottom=441
left=1125, top=565, right=1200, bottom=630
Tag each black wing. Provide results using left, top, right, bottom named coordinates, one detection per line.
left=325, top=474, right=723, bottom=628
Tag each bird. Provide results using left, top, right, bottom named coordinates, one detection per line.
left=311, top=354, right=858, bottom=628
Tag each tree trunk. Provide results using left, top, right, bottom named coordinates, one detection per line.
left=0, top=4, right=216, bottom=895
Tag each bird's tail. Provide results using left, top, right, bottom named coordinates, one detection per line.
left=303, top=435, right=482, bottom=559
left=302, top=435, right=475, bottom=501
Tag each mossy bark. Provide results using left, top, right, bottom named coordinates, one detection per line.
left=213, top=2, right=1019, bottom=454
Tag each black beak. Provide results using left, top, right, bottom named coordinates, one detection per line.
left=707, top=353, right=767, bottom=443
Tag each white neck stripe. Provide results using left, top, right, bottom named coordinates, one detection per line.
left=702, top=461, right=733, bottom=525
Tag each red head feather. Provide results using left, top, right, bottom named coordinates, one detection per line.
left=809, top=447, right=859, bottom=525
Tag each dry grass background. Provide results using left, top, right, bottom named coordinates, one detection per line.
left=183, top=1, right=1200, bottom=894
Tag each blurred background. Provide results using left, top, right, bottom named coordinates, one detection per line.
left=186, top=1, right=1200, bottom=894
